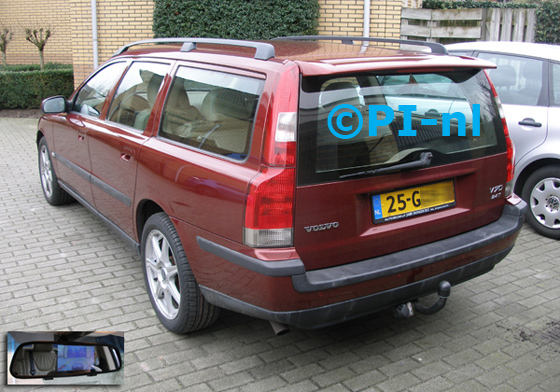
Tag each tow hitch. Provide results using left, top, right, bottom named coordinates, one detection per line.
left=393, top=281, right=451, bottom=320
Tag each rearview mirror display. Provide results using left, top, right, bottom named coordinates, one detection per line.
left=10, top=342, right=121, bottom=379
left=7, top=331, right=124, bottom=385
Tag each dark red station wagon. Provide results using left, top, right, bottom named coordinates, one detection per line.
left=37, top=37, right=526, bottom=334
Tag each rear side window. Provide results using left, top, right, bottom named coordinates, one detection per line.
left=298, top=69, right=506, bottom=185
left=478, top=52, right=545, bottom=106
left=159, top=66, right=264, bottom=160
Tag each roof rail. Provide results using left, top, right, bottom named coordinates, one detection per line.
left=112, top=38, right=276, bottom=60
left=273, top=36, right=448, bottom=55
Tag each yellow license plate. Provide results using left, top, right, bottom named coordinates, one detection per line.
left=372, top=180, right=455, bottom=223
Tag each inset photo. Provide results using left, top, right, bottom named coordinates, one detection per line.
left=6, top=331, right=124, bottom=386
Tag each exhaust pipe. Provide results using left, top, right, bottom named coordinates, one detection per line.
left=393, top=281, right=451, bottom=320
left=270, top=321, right=289, bottom=336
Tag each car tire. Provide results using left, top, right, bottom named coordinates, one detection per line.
left=38, top=137, right=73, bottom=205
left=141, top=212, right=220, bottom=333
left=521, top=165, right=560, bottom=239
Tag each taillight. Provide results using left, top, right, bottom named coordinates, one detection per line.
left=503, top=120, right=515, bottom=196
left=485, top=70, right=515, bottom=196
left=262, top=63, right=299, bottom=167
left=244, top=168, right=295, bottom=247
left=244, top=63, right=299, bottom=247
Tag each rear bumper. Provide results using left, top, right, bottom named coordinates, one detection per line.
left=198, top=200, right=526, bottom=329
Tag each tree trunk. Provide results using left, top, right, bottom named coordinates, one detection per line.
left=39, top=50, right=44, bottom=70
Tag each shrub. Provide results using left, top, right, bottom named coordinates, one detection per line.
left=0, top=67, right=73, bottom=109
left=153, top=0, right=319, bottom=40
left=535, top=0, right=560, bottom=44
left=0, top=62, right=71, bottom=72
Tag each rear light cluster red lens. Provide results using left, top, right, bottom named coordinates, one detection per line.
left=244, top=63, right=299, bottom=248
left=244, top=168, right=295, bottom=247
left=262, top=64, right=299, bottom=167
left=244, top=168, right=295, bottom=229
left=485, top=70, right=515, bottom=196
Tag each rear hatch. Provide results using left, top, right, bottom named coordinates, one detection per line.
left=294, top=68, right=509, bottom=271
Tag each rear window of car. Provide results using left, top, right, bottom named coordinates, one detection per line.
left=297, top=69, right=506, bottom=185
left=159, top=66, right=264, bottom=160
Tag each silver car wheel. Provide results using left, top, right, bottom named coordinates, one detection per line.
left=144, top=229, right=181, bottom=320
left=39, top=144, right=54, bottom=199
left=529, top=176, right=560, bottom=229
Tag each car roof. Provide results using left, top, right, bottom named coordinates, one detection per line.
left=446, top=41, right=560, bottom=61
left=117, top=39, right=497, bottom=76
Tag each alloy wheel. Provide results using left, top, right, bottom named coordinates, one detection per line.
left=39, top=144, right=54, bottom=199
left=144, top=229, right=181, bottom=320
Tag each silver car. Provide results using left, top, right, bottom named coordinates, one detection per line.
left=447, top=42, right=560, bottom=239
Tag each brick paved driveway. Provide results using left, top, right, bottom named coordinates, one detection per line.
left=1, top=117, right=559, bottom=391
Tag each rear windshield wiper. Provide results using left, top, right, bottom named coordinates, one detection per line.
left=339, top=151, right=433, bottom=179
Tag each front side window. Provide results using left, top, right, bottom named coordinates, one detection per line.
left=478, top=52, right=545, bottom=106
left=73, top=62, right=128, bottom=117
left=159, top=66, right=264, bottom=160
left=107, top=62, right=169, bottom=130
left=298, top=70, right=505, bottom=185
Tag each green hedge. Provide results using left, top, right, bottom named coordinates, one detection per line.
left=153, top=0, right=319, bottom=40
left=0, top=68, right=74, bottom=109
left=536, top=0, right=560, bottom=44
left=0, top=63, right=72, bottom=72
left=422, top=0, right=538, bottom=9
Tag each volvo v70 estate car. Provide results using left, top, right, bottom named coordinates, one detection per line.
left=37, top=37, right=526, bottom=334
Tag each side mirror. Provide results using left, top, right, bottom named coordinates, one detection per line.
left=10, top=342, right=122, bottom=379
left=41, top=96, right=68, bottom=114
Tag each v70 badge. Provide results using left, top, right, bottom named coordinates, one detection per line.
left=490, top=184, right=503, bottom=200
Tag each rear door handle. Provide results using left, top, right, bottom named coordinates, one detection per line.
left=518, top=118, right=542, bottom=127
left=120, top=147, right=135, bottom=163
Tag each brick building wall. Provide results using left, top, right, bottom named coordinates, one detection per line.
left=71, top=0, right=154, bottom=86
left=70, top=0, right=96, bottom=86
left=370, top=0, right=403, bottom=38
left=317, top=0, right=364, bottom=35
left=317, top=0, right=402, bottom=38
left=0, top=0, right=72, bottom=66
